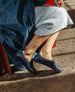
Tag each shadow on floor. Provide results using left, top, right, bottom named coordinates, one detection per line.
left=0, top=69, right=60, bottom=81
left=68, top=9, right=75, bottom=28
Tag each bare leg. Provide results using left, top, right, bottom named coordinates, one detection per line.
left=23, top=31, right=60, bottom=62
left=40, top=31, right=60, bottom=60
left=23, top=34, right=52, bottom=62
left=33, top=31, right=62, bottom=73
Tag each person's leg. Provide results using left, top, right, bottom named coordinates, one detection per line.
left=40, top=31, right=60, bottom=60
left=23, top=34, right=52, bottom=62
left=33, top=31, right=62, bottom=73
left=23, top=30, right=59, bottom=62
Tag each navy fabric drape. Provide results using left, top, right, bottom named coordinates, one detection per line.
left=0, top=0, right=47, bottom=70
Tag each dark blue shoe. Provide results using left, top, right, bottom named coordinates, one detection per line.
left=15, top=51, right=38, bottom=74
left=33, top=53, right=62, bottom=73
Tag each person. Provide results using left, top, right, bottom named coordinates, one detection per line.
left=15, top=0, right=74, bottom=74
left=0, top=0, right=47, bottom=71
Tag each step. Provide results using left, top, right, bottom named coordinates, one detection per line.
left=52, top=38, right=75, bottom=56
left=0, top=66, right=75, bottom=92
left=64, top=0, right=75, bottom=27
left=57, top=28, right=75, bottom=40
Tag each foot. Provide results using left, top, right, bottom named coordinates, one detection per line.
left=23, top=50, right=33, bottom=62
left=33, top=53, right=62, bottom=73
left=15, top=50, right=38, bottom=74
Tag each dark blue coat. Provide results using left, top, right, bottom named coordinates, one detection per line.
left=0, top=0, right=47, bottom=70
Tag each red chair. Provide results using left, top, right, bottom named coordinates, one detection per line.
left=44, top=0, right=54, bottom=5
left=52, top=40, right=56, bottom=48
left=0, top=42, right=11, bottom=75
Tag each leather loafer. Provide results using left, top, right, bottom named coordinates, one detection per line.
left=33, top=53, right=62, bottom=73
left=15, top=50, right=38, bottom=74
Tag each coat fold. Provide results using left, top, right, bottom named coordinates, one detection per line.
left=0, top=0, right=47, bottom=70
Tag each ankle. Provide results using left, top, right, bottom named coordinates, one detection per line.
left=40, top=49, right=51, bottom=56
left=23, top=49, right=33, bottom=62
left=24, top=54, right=32, bottom=62
left=23, top=49, right=33, bottom=55
left=40, top=50, right=53, bottom=60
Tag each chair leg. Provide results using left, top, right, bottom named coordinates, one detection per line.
left=0, top=42, right=11, bottom=75
left=4, top=50, right=12, bottom=75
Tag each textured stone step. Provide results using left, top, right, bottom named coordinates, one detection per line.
left=64, top=0, right=75, bottom=28
left=64, top=0, right=75, bottom=3
left=65, top=5, right=75, bottom=10
left=52, top=38, right=75, bottom=56
left=62, top=0, right=75, bottom=10
left=57, top=28, right=75, bottom=40
left=0, top=67, right=75, bottom=92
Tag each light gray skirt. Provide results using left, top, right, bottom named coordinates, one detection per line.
left=34, top=6, right=74, bottom=36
